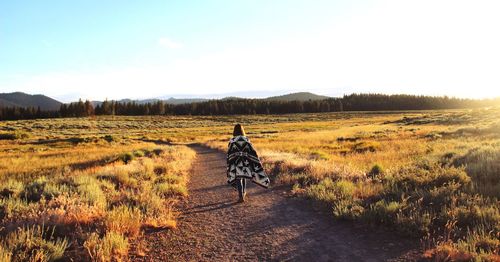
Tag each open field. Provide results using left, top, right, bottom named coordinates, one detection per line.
left=0, top=127, right=195, bottom=260
left=1, top=108, right=499, bottom=261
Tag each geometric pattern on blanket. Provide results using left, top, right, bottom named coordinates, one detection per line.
left=226, top=135, right=270, bottom=188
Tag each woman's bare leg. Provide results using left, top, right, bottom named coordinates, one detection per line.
left=236, top=179, right=245, bottom=202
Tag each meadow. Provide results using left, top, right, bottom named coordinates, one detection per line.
left=0, top=123, right=196, bottom=261
left=0, top=108, right=499, bottom=261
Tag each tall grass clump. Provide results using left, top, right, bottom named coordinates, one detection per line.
left=451, top=145, right=500, bottom=198
left=137, top=192, right=177, bottom=229
left=73, top=175, right=108, bottom=209
left=0, top=246, right=12, bottom=262
left=105, top=205, right=142, bottom=238
left=154, top=182, right=188, bottom=197
left=84, top=232, right=129, bottom=262
left=0, top=225, right=68, bottom=262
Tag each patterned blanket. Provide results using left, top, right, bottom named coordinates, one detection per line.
left=226, top=135, right=270, bottom=188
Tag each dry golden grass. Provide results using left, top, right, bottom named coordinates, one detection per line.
left=104, top=205, right=142, bottom=238
left=1, top=107, right=499, bottom=260
left=84, top=232, right=129, bottom=262
left=0, top=141, right=154, bottom=180
left=0, top=132, right=195, bottom=261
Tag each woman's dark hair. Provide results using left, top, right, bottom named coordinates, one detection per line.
left=233, top=124, right=246, bottom=136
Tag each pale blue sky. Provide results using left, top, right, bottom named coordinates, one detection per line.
left=1, top=0, right=499, bottom=101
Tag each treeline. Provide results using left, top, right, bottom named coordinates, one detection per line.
left=1, top=94, right=498, bottom=120
left=0, top=106, right=59, bottom=120
left=341, top=94, right=487, bottom=111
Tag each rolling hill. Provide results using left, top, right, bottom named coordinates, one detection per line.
left=1, top=91, right=331, bottom=111
left=163, top=97, right=208, bottom=104
left=89, top=92, right=329, bottom=105
left=0, top=92, right=62, bottom=111
left=265, top=92, right=330, bottom=101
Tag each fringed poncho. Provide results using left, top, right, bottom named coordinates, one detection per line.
left=226, top=135, right=270, bottom=188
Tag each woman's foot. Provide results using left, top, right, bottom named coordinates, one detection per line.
left=238, top=196, right=245, bottom=203
left=238, top=192, right=247, bottom=203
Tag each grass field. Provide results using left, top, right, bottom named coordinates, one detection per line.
left=1, top=108, right=499, bottom=261
left=0, top=127, right=195, bottom=260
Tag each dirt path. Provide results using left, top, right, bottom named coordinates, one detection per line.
left=133, top=145, right=419, bottom=261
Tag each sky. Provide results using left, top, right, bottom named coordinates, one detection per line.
left=1, top=0, right=499, bottom=102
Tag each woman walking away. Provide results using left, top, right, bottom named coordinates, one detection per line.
left=227, top=124, right=270, bottom=202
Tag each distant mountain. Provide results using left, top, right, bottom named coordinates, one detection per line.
left=220, top=96, right=244, bottom=101
left=0, top=92, right=62, bottom=111
left=2, top=91, right=330, bottom=111
left=265, top=92, right=331, bottom=101
left=218, top=92, right=331, bottom=101
left=163, top=97, right=208, bottom=104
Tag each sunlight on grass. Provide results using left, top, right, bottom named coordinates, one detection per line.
left=203, top=108, right=500, bottom=260
left=0, top=136, right=195, bottom=260
left=1, top=108, right=499, bottom=260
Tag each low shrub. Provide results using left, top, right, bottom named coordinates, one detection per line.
left=0, top=132, right=28, bottom=140
left=133, top=150, right=145, bottom=157
left=102, top=135, right=116, bottom=143
left=280, top=173, right=316, bottom=187
left=310, top=150, right=330, bottom=160
left=120, top=153, right=134, bottom=164
left=306, top=178, right=355, bottom=203
left=22, top=177, right=48, bottom=202
left=98, top=169, right=138, bottom=189
left=368, top=164, right=384, bottom=179
left=364, top=200, right=402, bottom=224
left=390, top=164, right=470, bottom=191
left=352, top=141, right=380, bottom=153
left=332, top=198, right=364, bottom=220
left=0, top=179, right=24, bottom=199
left=68, top=137, right=86, bottom=144
left=152, top=149, right=163, bottom=156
